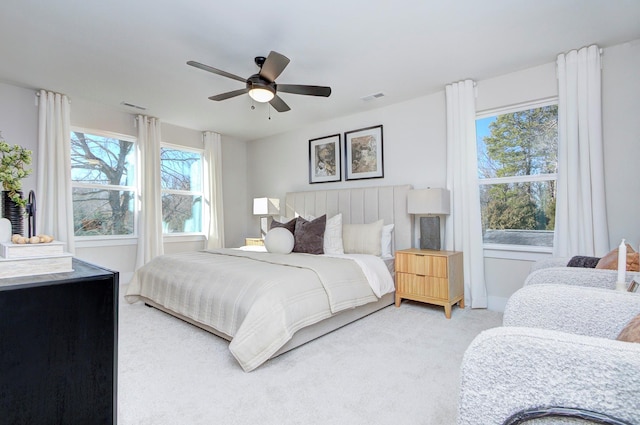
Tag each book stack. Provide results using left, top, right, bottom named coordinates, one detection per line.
left=0, top=241, right=73, bottom=279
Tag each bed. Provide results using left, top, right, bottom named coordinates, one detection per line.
left=125, top=185, right=413, bottom=371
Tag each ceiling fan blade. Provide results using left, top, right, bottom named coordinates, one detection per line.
left=187, top=61, right=246, bottom=83
left=208, top=88, right=249, bottom=101
left=269, top=95, right=291, bottom=112
left=259, top=51, right=290, bottom=82
left=278, top=84, right=331, bottom=97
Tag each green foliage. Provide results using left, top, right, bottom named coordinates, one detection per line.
left=0, top=133, right=33, bottom=208
left=484, top=184, right=537, bottom=230
left=482, top=106, right=558, bottom=178
left=480, top=106, right=557, bottom=232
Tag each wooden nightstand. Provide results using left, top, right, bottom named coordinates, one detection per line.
left=395, top=248, right=464, bottom=318
left=245, top=237, right=265, bottom=246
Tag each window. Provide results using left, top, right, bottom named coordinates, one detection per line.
left=160, top=146, right=203, bottom=234
left=71, top=130, right=136, bottom=237
left=476, top=100, right=558, bottom=249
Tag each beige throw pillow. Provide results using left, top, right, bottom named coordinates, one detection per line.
left=596, top=244, right=640, bottom=272
left=342, top=219, right=384, bottom=256
left=617, top=313, right=640, bottom=343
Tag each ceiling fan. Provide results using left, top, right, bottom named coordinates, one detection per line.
left=187, top=51, right=331, bottom=112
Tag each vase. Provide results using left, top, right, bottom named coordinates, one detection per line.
left=2, top=191, right=24, bottom=237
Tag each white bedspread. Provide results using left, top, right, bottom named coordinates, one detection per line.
left=126, top=249, right=391, bottom=371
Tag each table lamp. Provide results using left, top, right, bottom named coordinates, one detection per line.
left=407, top=188, right=450, bottom=250
left=253, top=197, right=280, bottom=238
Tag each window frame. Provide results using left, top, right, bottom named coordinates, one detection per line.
left=160, top=142, right=205, bottom=237
left=476, top=97, right=558, bottom=259
left=70, top=127, right=138, bottom=242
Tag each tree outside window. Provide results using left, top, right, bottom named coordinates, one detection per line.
left=71, top=131, right=136, bottom=236
left=160, top=147, right=203, bottom=234
left=476, top=102, right=558, bottom=247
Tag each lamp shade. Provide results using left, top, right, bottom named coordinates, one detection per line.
left=253, top=197, right=280, bottom=216
left=407, top=189, right=450, bottom=215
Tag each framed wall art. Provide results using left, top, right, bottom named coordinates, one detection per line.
left=309, top=134, right=341, bottom=184
left=344, top=125, right=384, bottom=180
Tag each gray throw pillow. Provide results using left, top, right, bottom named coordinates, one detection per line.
left=567, top=256, right=600, bottom=268
left=293, top=215, right=326, bottom=255
left=270, top=217, right=296, bottom=235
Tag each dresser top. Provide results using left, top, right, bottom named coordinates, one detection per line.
left=0, top=258, right=116, bottom=291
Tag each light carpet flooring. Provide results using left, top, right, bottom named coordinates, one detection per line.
left=117, top=285, right=502, bottom=425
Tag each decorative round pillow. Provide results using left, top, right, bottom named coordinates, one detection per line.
left=264, top=227, right=294, bottom=254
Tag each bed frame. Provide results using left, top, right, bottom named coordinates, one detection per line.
left=146, top=184, right=413, bottom=360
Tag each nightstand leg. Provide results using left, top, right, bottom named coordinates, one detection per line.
left=395, top=294, right=401, bottom=307
left=459, top=298, right=465, bottom=309
left=444, top=304, right=452, bottom=319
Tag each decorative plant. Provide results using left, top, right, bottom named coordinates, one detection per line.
left=0, top=132, right=32, bottom=208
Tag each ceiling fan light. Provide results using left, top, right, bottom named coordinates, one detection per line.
left=248, top=87, right=275, bottom=103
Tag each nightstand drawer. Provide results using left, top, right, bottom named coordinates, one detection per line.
left=396, top=272, right=449, bottom=299
left=245, top=238, right=264, bottom=246
left=395, top=252, right=448, bottom=278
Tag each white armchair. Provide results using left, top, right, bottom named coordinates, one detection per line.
left=458, top=284, right=640, bottom=425
left=525, top=257, right=639, bottom=289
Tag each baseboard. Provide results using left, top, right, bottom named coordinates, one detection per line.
left=487, top=295, right=509, bottom=313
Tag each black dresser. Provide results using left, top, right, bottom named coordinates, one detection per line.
left=0, top=258, right=118, bottom=424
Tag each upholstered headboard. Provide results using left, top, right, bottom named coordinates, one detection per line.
left=285, top=185, right=413, bottom=253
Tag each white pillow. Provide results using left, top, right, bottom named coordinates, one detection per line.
left=264, top=227, right=295, bottom=254
left=342, top=219, right=383, bottom=256
left=324, top=213, right=344, bottom=255
left=380, top=223, right=395, bottom=258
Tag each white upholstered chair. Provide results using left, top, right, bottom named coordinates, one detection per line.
left=458, top=284, right=640, bottom=425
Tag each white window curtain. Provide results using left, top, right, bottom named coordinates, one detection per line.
left=36, top=90, right=75, bottom=254
left=554, top=45, right=609, bottom=257
left=203, top=131, right=225, bottom=249
left=135, top=115, right=163, bottom=269
left=444, top=80, right=487, bottom=309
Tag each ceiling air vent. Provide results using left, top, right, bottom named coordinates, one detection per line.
left=120, top=101, right=147, bottom=111
left=361, top=92, right=385, bottom=102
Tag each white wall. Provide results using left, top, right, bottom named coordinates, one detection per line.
left=246, top=93, right=447, bottom=240
left=245, top=40, right=640, bottom=311
left=602, top=40, right=640, bottom=250
left=221, top=135, right=248, bottom=248
left=0, top=83, right=39, bottom=196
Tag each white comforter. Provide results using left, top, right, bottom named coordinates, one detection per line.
left=126, top=249, right=393, bottom=372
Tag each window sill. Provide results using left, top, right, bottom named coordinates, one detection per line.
left=162, top=234, right=205, bottom=243
left=75, top=234, right=205, bottom=248
left=75, top=236, right=138, bottom=248
left=483, top=244, right=553, bottom=261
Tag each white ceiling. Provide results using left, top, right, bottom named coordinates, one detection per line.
left=1, top=0, right=639, bottom=141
